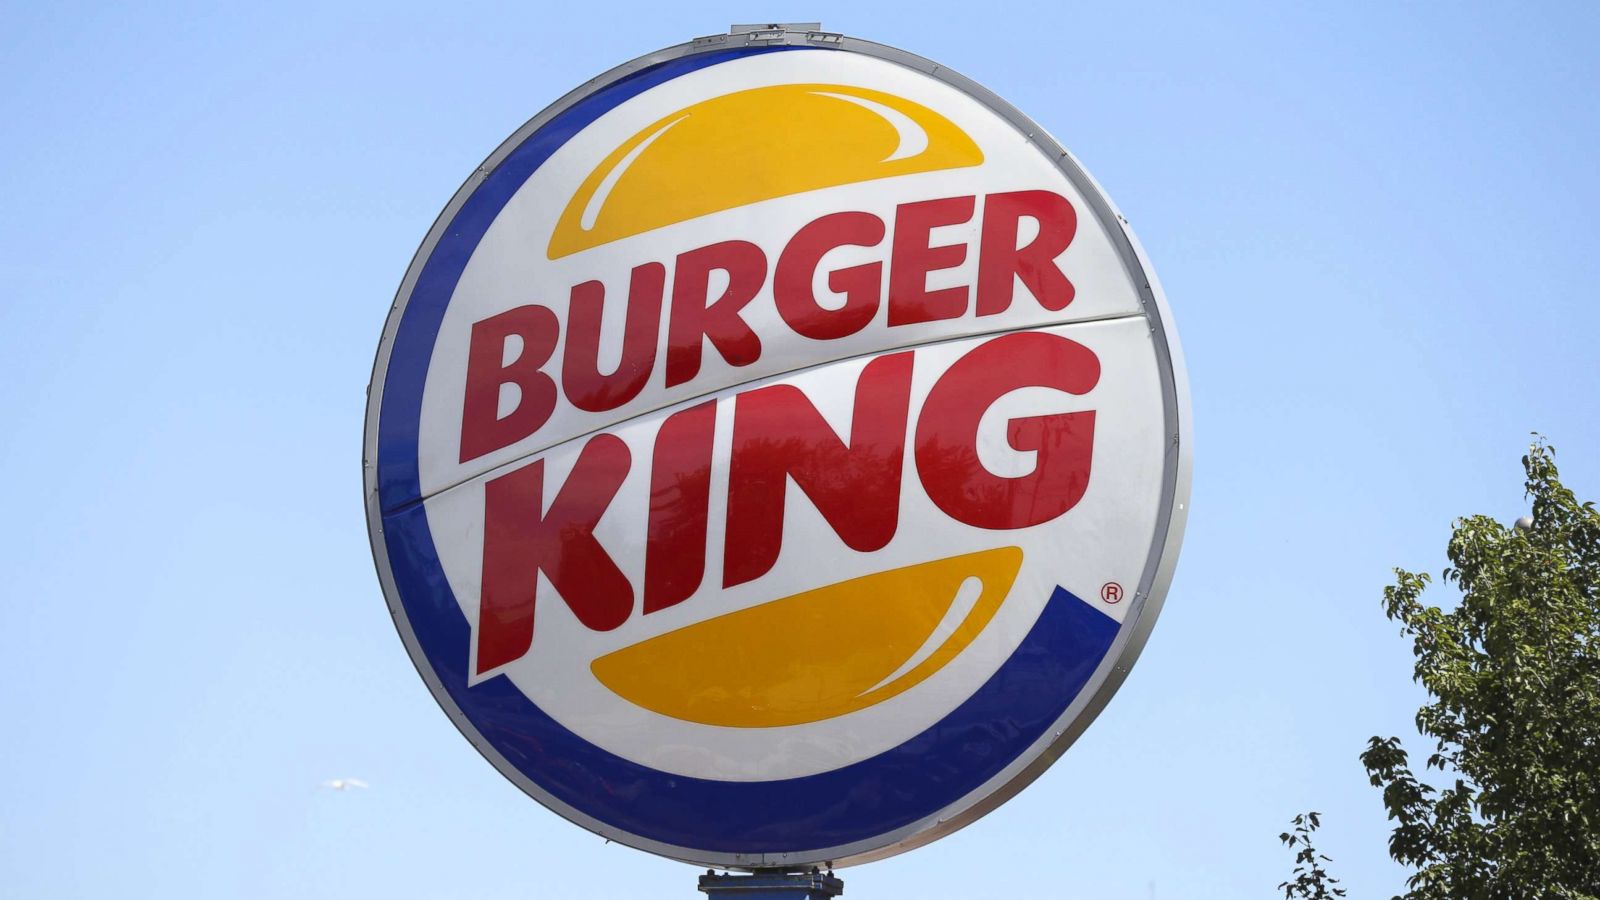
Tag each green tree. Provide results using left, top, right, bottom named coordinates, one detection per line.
left=1279, top=811, right=1347, bottom=899
left=1360, top=440, right=1600, bottom=898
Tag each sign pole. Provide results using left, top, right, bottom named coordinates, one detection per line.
left=698, top=868, right=844, bottom=900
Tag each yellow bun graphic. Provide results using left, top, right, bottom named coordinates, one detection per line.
left=548, top=83, right=985, bottom=259
left=590, top=547, right=1021, bottom=728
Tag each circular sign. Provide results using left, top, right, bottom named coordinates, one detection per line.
left=364, top=26, right=1189, bottom=870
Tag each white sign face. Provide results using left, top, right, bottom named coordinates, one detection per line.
left=365, top=29, right=1189, bottom=870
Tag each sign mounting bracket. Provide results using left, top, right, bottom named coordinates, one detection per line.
left=694, top=23, right=842, bottom=49
left=699, top=869, right=844, bottom=900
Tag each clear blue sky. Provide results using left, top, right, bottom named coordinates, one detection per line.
left=3, top=2, right=1597, bottom=897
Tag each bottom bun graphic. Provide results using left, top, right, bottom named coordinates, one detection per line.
left=591, top=547, right=1022, bottom=727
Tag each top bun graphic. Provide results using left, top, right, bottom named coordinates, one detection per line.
left=547, top=83, right=985, bottom=259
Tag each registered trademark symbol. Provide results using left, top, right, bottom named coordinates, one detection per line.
left=1100, top=582, right=1123, bottom=603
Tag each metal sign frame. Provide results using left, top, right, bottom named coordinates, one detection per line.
left=363, top=24, right=1191, bottom=869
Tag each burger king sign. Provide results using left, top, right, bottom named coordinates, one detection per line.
left=364, top=25, right=1190, bottom=869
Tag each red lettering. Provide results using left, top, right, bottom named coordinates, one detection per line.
left=476, top=434, right=633, bottom=674
left=774, top=211, right=885, bottom=340
left=915, top=332, right=1098, bottom=529
left=666, top=240, right=766, bottom=387
left=887, top=195, right=974, bottom=326
left=643, top=401, right=716, bottom=614
left=562, top=263, right=665, bottom=412
left=976, top=190, right=1077, bottom=315
left=723, top=353, right=914, bottom=588
left=460, top=305, right=560, bottom=463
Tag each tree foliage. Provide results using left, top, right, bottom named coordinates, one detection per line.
left=1280, top=811, right=1347, bottom=899
left=1360, top=440, right=1600, bottom=898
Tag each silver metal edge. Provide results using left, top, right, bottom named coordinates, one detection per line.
left=362, top=25, right=1191, bottom=872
